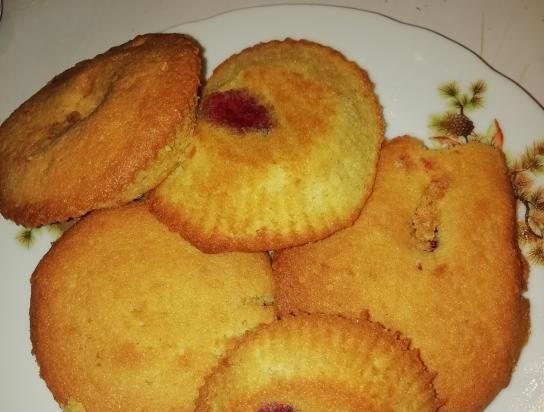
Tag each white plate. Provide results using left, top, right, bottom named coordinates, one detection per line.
left=1, top=5, right=543, bottom=411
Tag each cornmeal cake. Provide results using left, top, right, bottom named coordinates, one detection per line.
left=30, top=203, right=275, bottom=412
left=273, top=136, right=529, bottom=412
left=195, top=313, right=442, bottom=412
left=0, top=34, right=200, bottom=227
left=150, top=38, right=384, bottom=252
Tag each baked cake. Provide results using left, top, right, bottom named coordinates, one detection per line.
left=150, top=38, right=384, bottom=252
left=272, top=136, right=529, bottom=412
left=30, top=203, right=275, bottom=411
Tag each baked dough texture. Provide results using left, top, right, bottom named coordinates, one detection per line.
left=30, top=203, right=275, bottom=412
left=0, top=33, right=201, bottom=227
left=195, top=313, right=442, bottom=412
left=272, top=136, right=530, bottom=412
left=150, top=39, right=384, bottom=252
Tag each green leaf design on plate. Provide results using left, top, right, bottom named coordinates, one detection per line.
left=429, top=80, right=487, bottom=144
left=13, top=220, right=73, bottom=249
left=15, top=227, right=39, bottom=249
left=430, top=79, right=544, bottom=266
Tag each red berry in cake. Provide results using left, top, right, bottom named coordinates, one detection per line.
left=202, top=89, right=272, bottom=132
left=257, top=402, right=296, bottom=412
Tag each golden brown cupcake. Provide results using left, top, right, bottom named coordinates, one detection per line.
left=273, top=136, right=530, bottom=412
left=195, top=313, right=442, bottom=412
left=150, top=38, right=384, bottom=252
left=30, top=203, right=275, bottom=412
left=0, top=33, right=200, bottom=227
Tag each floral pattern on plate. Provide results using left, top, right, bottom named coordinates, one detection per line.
left=429, top=79, right=544, bottom=267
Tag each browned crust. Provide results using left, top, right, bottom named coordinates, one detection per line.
left=150, top=38, right=385, bottom=253
left=272, top=136, right=529, bottom=412
left=30, top=203, right=275, bottom=411
left=195, top=313, right=442, bottom=411
left=149, top=187, right=367, bottom=253
left=0, top=33, right=201, bottom=227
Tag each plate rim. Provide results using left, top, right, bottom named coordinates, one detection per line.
left=163, top=3, right=543, bottom=111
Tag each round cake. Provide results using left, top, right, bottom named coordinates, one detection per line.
left=30, top=203, right=275, bottom=412
left=0, top=33, right=201, bottom=227
left=150, top=38, right=384, bottom=252
left=195, top=313, right=442, bottom=412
